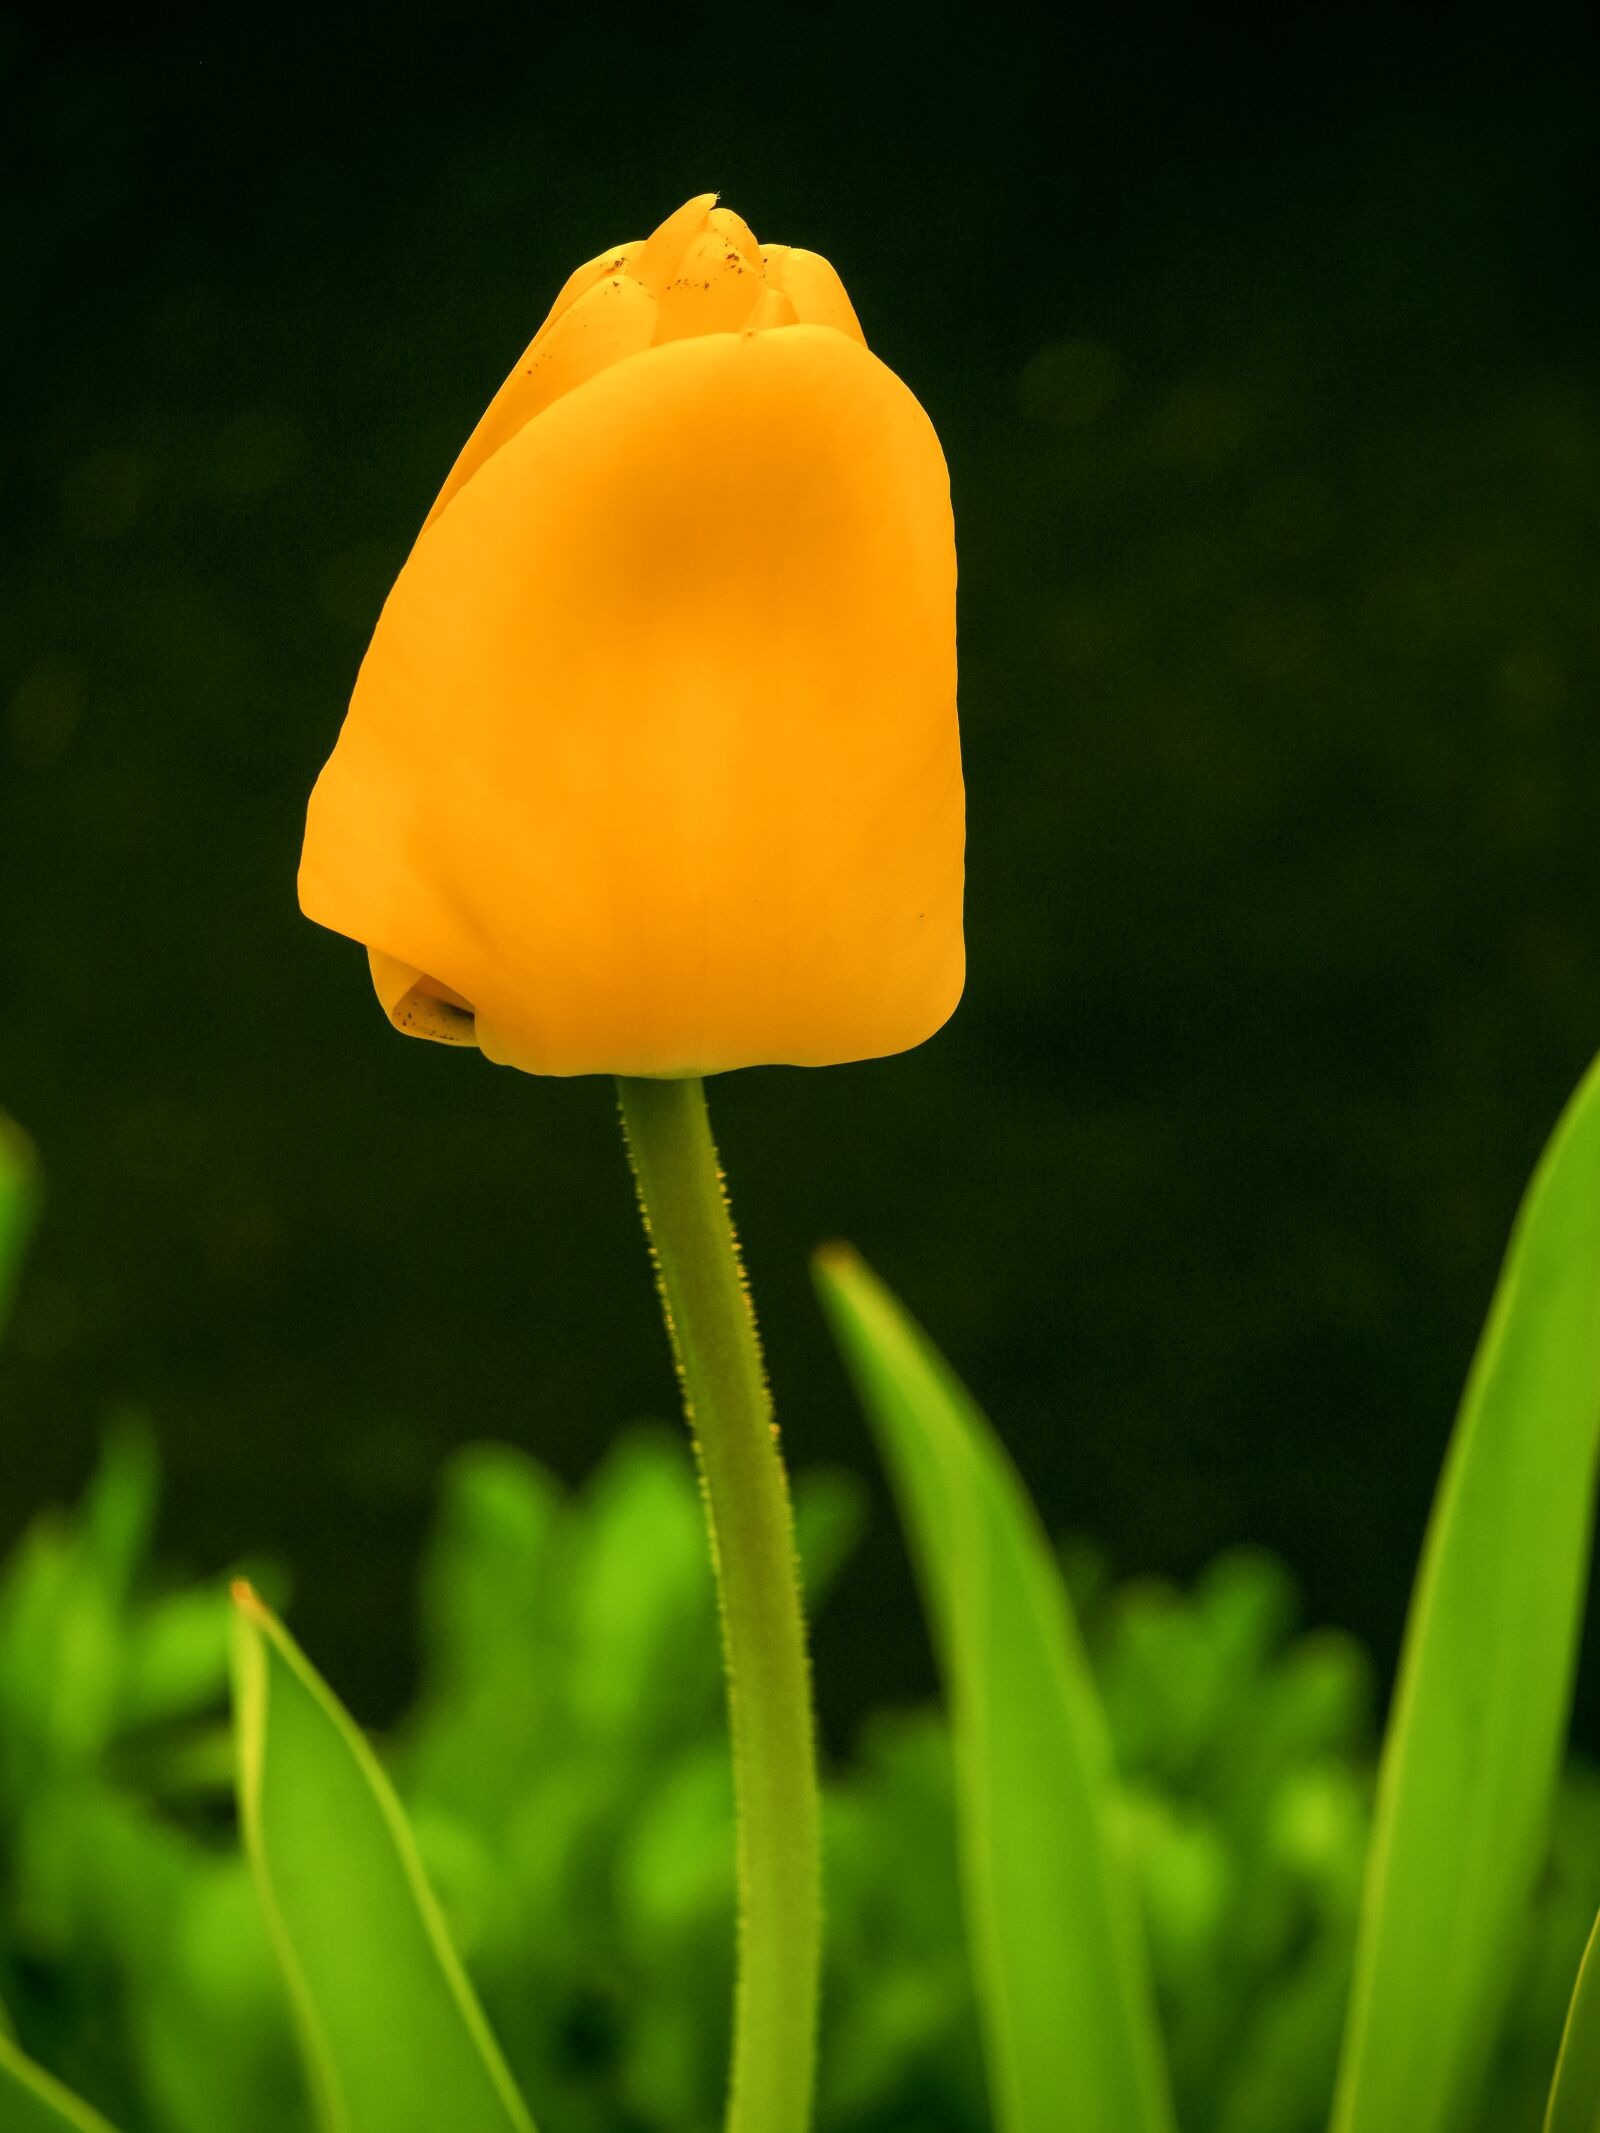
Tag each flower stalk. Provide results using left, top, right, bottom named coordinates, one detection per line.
left=616, top=1074, right=820, bottom=2133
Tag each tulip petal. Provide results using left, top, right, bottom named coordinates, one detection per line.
left=651, top=229, right=765, bottom=344
left=422, top=272, right=658, bottom=532
left=741, top=285, right=800, bottom=335
left=542, top=238, right=642, bottom=332
left=367, top=948, right=477, bottom=1045
left=624, top=191, right=718, bottom=298
left=301, top=325, right=962, bottom=1077
left=760, top=246, right=865, bottom=342
left=707, top=205, right=763, bottom=268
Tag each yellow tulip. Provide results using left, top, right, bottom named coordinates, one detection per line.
left=299, top=195, right=964, bottom=1077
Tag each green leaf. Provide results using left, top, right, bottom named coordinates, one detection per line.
left=0, top=2033, right=121, bottom=2132
left=79, top=1420, right=158, bottom=1604
left=1331, top=1049, right=1600, bottom=2133
left=0, top=1427, right=162, bottom=1778
left=792, top=1463, right=869, bottom=1609
left=230, top=1584, right=537, bottom=2133
left=814, top=1245, right=1175, bottom=2133
left=1547, top=1906, right=1600, bottom=2133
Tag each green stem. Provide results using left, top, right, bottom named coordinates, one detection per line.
left=616, top=1075, right=821, bottom=2133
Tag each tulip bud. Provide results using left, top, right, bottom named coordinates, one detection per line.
left=299, top=196, right=964, bottom=1077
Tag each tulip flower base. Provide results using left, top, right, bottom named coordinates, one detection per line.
left=616, top=1073, right=821, bottom=2133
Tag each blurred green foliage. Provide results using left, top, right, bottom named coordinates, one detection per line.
left=1, top=1425, right=1595, bottom=2133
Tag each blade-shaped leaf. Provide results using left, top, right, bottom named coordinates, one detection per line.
left=230, top=1584, right=536, bottom=2133
left=0, top=2034, right=121, bottom=2133
left=1331, top=1049, right=1600, bottom=2133
left=814, top=1245, right=1174, bottom=2133
left=1547, top=1906, right=1600, bottom=2133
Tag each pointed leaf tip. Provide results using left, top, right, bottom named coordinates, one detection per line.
left=232, top=1601, right=536, bottom=2131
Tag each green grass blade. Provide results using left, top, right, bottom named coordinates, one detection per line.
left=1331, top=1050, right=1600, bottom=2133
left=814, top=1245, right=1175, bottom=2133
left=1547, top=1907, right=1600, bottom=2133
left=0, top=2034, right=121, bottom=2133
left=230, top=1583, right=537, bottom=2133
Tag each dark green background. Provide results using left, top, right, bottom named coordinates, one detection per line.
left=3, top=4, right=1598, bottom=1745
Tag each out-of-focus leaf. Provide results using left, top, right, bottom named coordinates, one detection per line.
left=0, top=2032, right=120, bottom=2131
left=118, top=1585, right=233, bottom=1735
left=6, top=1780, right=294, bottom=2133
left=0, top=1115, right=39, bottom=1340
left=1331, top=1049, right=1600, bottom=2133
left=0, top=1429, right=162, bottom=1782
left=612, top=1741, right=737, bottom=2126
left=821, top=1709, right=984, bottom=2127
left=0, top=1519, right=119, bottom=1774
left=404, top=1444, right=564, bottom=1827
left=1546, top=1906, right=1600, bottom=2133
left=418, top=1444, right=562, bottom=1698
left=792, top=1464, right=869, bottom=1608
left=230, top=1584, right=536, bottom=2133
left=79, top=1423, right=157, bottom=1606
left=564, top=1429, right=716, bottom=1744
left=815, top=1244, right=1175, bottom=2133
left=119, top=1853, right=298, bottom=2133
